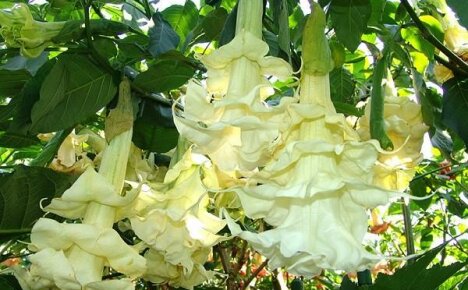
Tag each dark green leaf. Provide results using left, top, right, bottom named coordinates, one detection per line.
left=0, top=69, right=31, bottom=97
left=9, top=60, right=56, bottom=135
left=332, top=101, right=364, bottom=117
left=330, top=67, right=356, bottom=104
left=122, top=3, right=149, bottom=32
left=271, top=0, right=291, bottom=61
left=133, top=120, right=179, bottom=153
left=340, top=275, right=359, bottom=290
left=219, top=2, right=238, bottom=46
left=148, top=13, right=180, bottom=57
left=93, top=37, right=118, bottom=59
left=446, top=0, right=468, bottom=27
left=0, top=275, right=21, bottom=290
left=263, top=30, right=279, bottom=56
left=0, top=132, right=40, bottom=148
left=29, top=128, right=74, bottom=167
left=30, top=54, right=117, bottom=133
left=162, top=1, right=199, bottom=45
left=201, top=7, right=228, bottom=41
left=330, top=0, right=371, bottom=52
left=442, top=77, right=468, bottom=147
left=134, top=59, right=194, bottom=93
left=52, top=19, right=129, bottom=43
left=409, top=177, right=432, bottom=210
left=0, top=166, right=75, bottom=232
left=370, top=243, right=467, bottom=290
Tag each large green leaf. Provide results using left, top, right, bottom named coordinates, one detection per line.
left=162, top=1, right=199, bottom=45
left=132, top=100, right=178, bottom=153
left=0, top=166, right=75, bottom=233
left=201, top=7, right=228, bottom=41
left=30, top=54, right=117, bottom=133
left=369, top=243, right=467, bottom=290
left=400, top=15, right=444, bottom=60
left=134, top=59, right=195, bottom=93
left=9, top=59, right=57, bottom=135
left=148, top=12, right=180, bottom=57
left=330, top=0, right=371, bottom=52
left=0, top=69, right=31, bottom=97
left=330, top=67, right=356, bottom=104
left=442, top=77, right=468, bottom=147
left=219, top=2, right=238, bottom=46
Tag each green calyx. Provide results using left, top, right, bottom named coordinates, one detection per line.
left=302, top=2, right=334, bottom=75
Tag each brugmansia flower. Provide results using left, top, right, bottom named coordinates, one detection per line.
left=174, top=0, right=294, bottom=173
left=13, top=79, right=146, bottom=290
left=130, top=149, right=226, bottom=289
left=226, top=2, right=398, bottom=276
left=48, top=131, right=94, bottom=174
left=0, top=3, right=66, bottom=58
left=358, top=75, right=428, bottom=191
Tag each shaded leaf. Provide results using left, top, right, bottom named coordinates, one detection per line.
left=409, top=177, right=432, bottom=210
left=0, top=132, right=40, bottom=148
left=332, top=101, right=363, bottom=117
left=0, top=69, right=31, bottom=97
left=340, top=275, right=359, bottom=290
left=0, top=166, right=75, bottom=232
left=0, top=275, right=21, bottom=290
left=330, top=0, right=371, bottom=52
left=148, top=12, right=180, bottom=57
left=201, top=7, right=228, bottom=41
left=219, top=2, right=238, bottom=46
left=30, top=54, right=117, bottom=133
left=330, top=67, right=356, bottom=104
left=134, top=59, right=194, bottom=93
left=442, top=77, right=468, bottom=147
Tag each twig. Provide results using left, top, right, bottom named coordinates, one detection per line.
left=400, top=0, right=468, bottom=76
left=242, top=259, right=268, bottom=289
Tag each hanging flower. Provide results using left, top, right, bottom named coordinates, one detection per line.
left=0, top=3, right=66, bottom=58
left=130, top=149, right=226, bottom=289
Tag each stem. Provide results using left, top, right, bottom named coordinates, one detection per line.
left=370, top=48, right=394, bottom=150
left=400, top=0, right=468, bottom=76
left=235, top=0, right=263, bottom=38
left=401, top=197, right=416, bottom=262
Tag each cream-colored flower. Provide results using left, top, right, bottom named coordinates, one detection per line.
left=225, top=2, right=397, bottom=276
left=358, top=95, right=428, bottom=191
left=130, top=149, right=226, bottom=289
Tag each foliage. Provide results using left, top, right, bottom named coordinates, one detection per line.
left=0, top=0, right=467, bottom=289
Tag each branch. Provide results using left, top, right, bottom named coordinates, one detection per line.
left=400, top=0, right=468, bottom=76
left=242, top=259, right=268, bottom=289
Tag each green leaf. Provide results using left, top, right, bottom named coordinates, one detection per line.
left=263, top=30, right=280, bottom=57
left=332, top=101, right=363, bottom=117
left=370, top=243, right=467, bottom=290
left=148, top=12, right=180, bottom=57
left=30, top=54, right=117, bottom=133
left=132, top=101, right=178, bottom=153
left=162, top=1, right=199, bottom=46
left=134, top=59, right=194, bottom=93
left=340, top=275, right=359, bottom=290
left=330, top=0, right=371, bottom=52
left=442, top=77, right=468, bottom=148
left=219, top=2, right=238, bottom=46
left=409, top=178, right=432, bottom=210
left=0, top=69, right=31, bottom=97
left=0, top=132, right=40, bottom=148
left=330, top=67, right=356, bottom=104
left=0, top=275, right=21, bottom=290
left=9, top=59, right=57, bottom=135
left=0, top=166, right=75, bottom=232
left=29, top=128, right=73, bottom=167
left=400, top=16, right=443, bottom=60
left=271, top=0, right=291, bottom=61
left=446, top=0, right=468, bottom=27
left=201, top=7, right=228, bottom=41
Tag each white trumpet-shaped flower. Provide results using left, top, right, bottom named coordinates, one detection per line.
left=130, top=149, right=226, bottom=289
left=174, top=0, right=294, bottom=173
left=226, top=2, right=398, bottom=276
